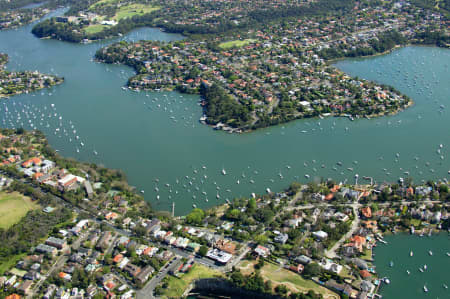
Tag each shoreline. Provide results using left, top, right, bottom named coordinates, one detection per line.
left=327, top=42, right=449, bottom=65
left=96, top=38, right=418, bottom=134
left=0, top=81, right=63, bottom=99
left=123, top=84, right=414, bottom=135
left=0, top=52, right=64, bottom=99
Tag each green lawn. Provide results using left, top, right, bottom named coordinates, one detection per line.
left=84, top=24, right=109, bottom=34
left=161, top=264, right=224, bottom=298
left=339, top=266, right=354, bottom=279
left=360, top=248, right=373, bottom=261
left=411, top=219, right=421, bottom=227
left=85, top=2, right=160, bottom=34
left=219, top=39, right=257, bottom=49
left=260, top=263, right=339, bottom=299
left=0, top=191, right=38, bottom=229
left=0, top=253, right=26, bottom=275
left=9, top=267, right=27, bottom=277
left=89, top=0, right=118, bottom=10
left=113, top=4, right=160, bottom=21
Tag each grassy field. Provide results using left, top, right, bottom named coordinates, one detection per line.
left=113, top=4, right=160, bottom=21
left=219, top=39, right=257, bottom=49
left=84, top=24, right=109, bottom=34
left=89, top=0, right=117, bottom=10
left=86, top=2, right=160, bottom=34
left=0, top=253, right=26, bottom=275
left=360, top=248, right=373, bottom=261
left=411, top=219, right=421, bottom=227
left=0, top=191, right=38, bottom=229
left=161, top=264, right=224, bottom=298
left=238, top=259, right=255, bottom=275
left=238, top=261, right=339, bottom=299
left=339, top=265, right=354, bottom=279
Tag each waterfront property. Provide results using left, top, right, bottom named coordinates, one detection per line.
left=0, top=0, right=449, bottom=217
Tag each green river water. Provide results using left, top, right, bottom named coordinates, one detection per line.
left=373, top=233, right=450, bottom=299
left=0, top=9, right=449, bottom=299
left=0, top=9, right=449, bottom=216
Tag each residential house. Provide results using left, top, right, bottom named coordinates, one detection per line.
left=96, top=231, right=112, bottom=252
left=215, top=239, right=236, bottom=254
left=254, top=245, right=270, bottom=258
left=136, top=266, right=154, bottom=284
left=361, top=207, right=372, bottom=219
left=295, top=255, right=312, bottom=265
left=18, top=280, right=33, bottom=295
left=274, top=233, right=289, bottom=244
left=35, top=244, right=57, bottom=256
left=289, top=264, right=304, bottom=274
left=206, top=249, right=232, bottom=264
left=313, top=230, right=328, bottom=240
left=123, top=263, right=141, bottom=278
left=46, top=237, right=66, bottom=250
left=24, top=270, right=39, bottom=281
left=84, top=181, right=94, bottom=198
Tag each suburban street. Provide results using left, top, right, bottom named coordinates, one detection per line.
left=29, top=228, right=92, bottom=297
left=325, top=202, right=361, bottom=259
left=30, top=255, right=68, bottom=297
left=136, top=256, right=183, bottom=299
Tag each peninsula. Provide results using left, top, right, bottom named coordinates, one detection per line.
left=0, top=53, right=64, bottom=98
left=95, top=38, right=412, bottom=132
left=0, top=0, right=66, bottom=31
left=30, top=0, right=448, bottom=131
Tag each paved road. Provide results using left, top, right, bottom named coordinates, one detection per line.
left=136, top=256, right=183, bottom=299
left=10, top=174, right=447, bottom=296
left=105, top=234, right=119, bottom=256
left=151, top=241, right=219, bottom=269
left=30, top=255, right=68, bottom=297
left=72, top=228, right=92, bottom=250
left=325, top=202, right=361, bottom=259
left=225, top=242, right=251, bottom=272
left=29, top=230, right=92, bottom=297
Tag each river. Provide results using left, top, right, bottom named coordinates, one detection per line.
left=0, top=10, right=449, bottom=214
left=373, top=233, right=450, bottom=298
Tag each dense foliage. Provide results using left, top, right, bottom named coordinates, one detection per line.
left=0, top=207, right=72, bottom=274
left=32, top=11, right=160, bottom=42
left=249, top=0, right=354, bottom=22
left=0, top=0, right=74, bottom=12
left=229, top=269, right=324, bottom=298
left=186, top=208, right=206, bottom=225
left=0, top=0, right=42, bottom=10
left=201, top=84, right=251, bottom=128
left=319, top=30, right=407, bottom=60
